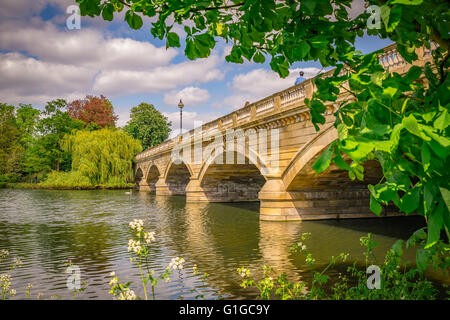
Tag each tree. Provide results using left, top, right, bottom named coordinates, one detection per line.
left=123, top=102, right=172, bottom=149
left=34, top=99, right=85, bottom=172
left=0, top=103, right=23, bottom=183
left=78, top=0, right=449, bottom=267
left=57, top=128, right=142, bottom=186
left=13, top=104, right=41, bottom=180
left=67, top=95, right=118, bottom=128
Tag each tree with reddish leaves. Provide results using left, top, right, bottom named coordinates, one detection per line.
left=67, top=95, right=118, bottom=128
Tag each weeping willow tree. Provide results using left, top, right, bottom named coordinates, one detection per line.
left=42, top=128, right=142, bottom=188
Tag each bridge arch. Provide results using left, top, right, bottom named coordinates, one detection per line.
left=145, top=163, right=161, bottom=192
left=282, top=125, right=382, bottom=191
left=198, top=143, right=269, bottom=183
left=163, top=159, right=194, bottom=195
left=135, top=167, right=144, bottom=187
left=282, top=125, right=337, bottom=189
left=198, top=146, right=267, bottom=202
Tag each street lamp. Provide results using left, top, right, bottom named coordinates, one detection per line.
left=178, top=99, right=184, bottom=135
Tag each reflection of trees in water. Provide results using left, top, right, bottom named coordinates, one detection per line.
left=32, top=222, right=124, bottom=281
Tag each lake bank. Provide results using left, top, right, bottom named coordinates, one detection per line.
left=2, top=182, right=136, bottom=190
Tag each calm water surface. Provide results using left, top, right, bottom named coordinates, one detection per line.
left=0, top=189, right=446, bottom=299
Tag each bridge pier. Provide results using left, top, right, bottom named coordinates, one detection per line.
left=259, top=178, right=399, bottom=221
left=259, top=178, right=301, bottom=221
left=138, top=182, right=153, bottom=192
left=186, top=178, right=208, bottom=202
left=155, top=177, right=171, bottom=196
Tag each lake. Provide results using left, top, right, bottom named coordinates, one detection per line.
left=0, top=189, right=446, bottom=299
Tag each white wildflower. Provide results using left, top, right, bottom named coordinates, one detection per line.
left=118, top=288, right=136, bottom=300
left=168, top=257, right=185, bottom=270
left=127, top=239, right=143, bottom=255
left=143, top=232, right=156, bottom=244
left=129, top=219, right=144, bottom=232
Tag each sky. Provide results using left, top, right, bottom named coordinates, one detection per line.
left=0, top=0, right=392, bottom=137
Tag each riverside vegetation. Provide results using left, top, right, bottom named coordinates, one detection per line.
left=0, top=97, right=171, bottom=189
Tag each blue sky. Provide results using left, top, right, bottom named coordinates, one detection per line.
left=0, top=0, right=392, bottom=136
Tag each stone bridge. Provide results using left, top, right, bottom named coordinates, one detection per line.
left=134, top=44, right=434, bottom=221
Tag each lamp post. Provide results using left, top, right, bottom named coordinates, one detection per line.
left=178, top=99, right=184, bottom=135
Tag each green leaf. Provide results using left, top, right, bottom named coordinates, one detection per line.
left=340, top=138, right=374, bottom=161
left=102, top=4, right=114, bottom=21
left=421, top=142, right=431, bottom=172
left=425, top=201, right=444, bottom=248
left=370, top=194, right=383, bottom=216
left=391, top=240, right=403, bottom=256
left=309, top=100, right=326, bottom=130
left=402, top=114, right=429, bottom=140
left=406, top=227, right=427, bottom=248
left=391, top=0, right=423, bottom=4
left=380, top=5, right=390, bottom=31
left=440, top=187, right=450, bottom=211
left=309, top=35, right=328, bottom=49
left=253, top=51, right=265, bottom=63
left=185, top=39, right=197, bottom=60
left=405, top=65, right=422, bottom=82
left=386, top=5, right=402, bottom=32
left=293, top=41, right=310, bottom=60
left=332, top=150, right=351, bottom=170
left=312, top=141, right=335, bottom=173
left=167, top=32, right=180, bottom=48
left=434, top=109, right=450, bottom=131
left=399, top=186, right=420, bottom=214
left=125, top=11, right=143, bottom=30
left=416, top=248, right=431, bottom=272
left=337, top=123, right=348, bottom=140
left=269, top=56, right=289, bottom=77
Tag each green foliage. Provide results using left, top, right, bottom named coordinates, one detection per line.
left=238, top=233, right=444, bottom=300
left=55, top=128, right=142, bottom=186
left=0, top=103, right=23, bottom=183
left=123, top=102, right=171, bottom=150
left=39, top=171, right=93, bottom=189
left=22, top=100, right=85, bottom=178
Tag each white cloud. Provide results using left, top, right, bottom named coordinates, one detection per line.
left=224, top=67, right=322, bottom=109
left=0, top=52, right=96, bottom=105
left=115, top=108, right=131, bottom=128
left=163, top=86, right=211, bottom=106
left=93, top=55, right=223, bottom=95
left=164, top=111, right=221, bottom=138
left=0, top=15, right=223, bottom=105
left=0, top=23, right=177, bottom=70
